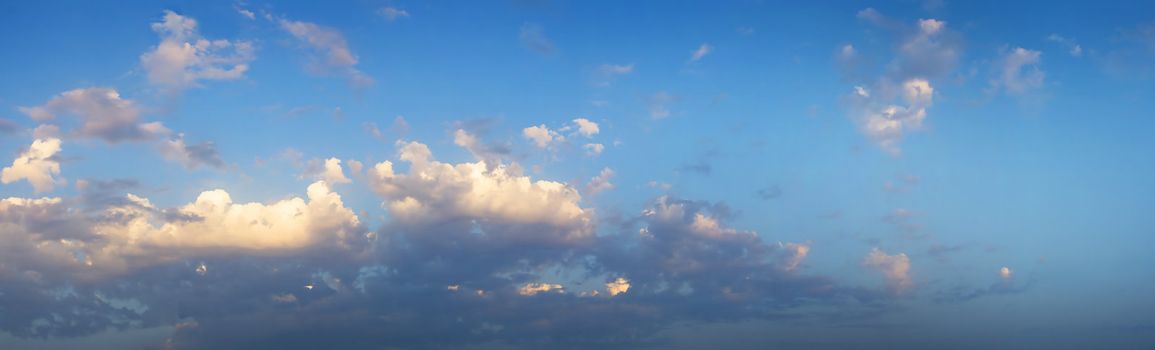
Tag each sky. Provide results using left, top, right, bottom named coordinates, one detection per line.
left=1, top=0, right=1154, bottom=349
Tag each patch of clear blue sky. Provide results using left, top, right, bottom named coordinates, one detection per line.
left=1, top=0, right=1154, bottom=346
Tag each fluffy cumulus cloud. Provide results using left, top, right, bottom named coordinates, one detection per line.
left=863, top=248, right=913, bottom=294
left=0, top=180, right=366, bottom=339
left=0, top=138, right=911, bottom=349
left=522, top=124, right=563, bottom=149
left=140, top=10, right=255, bottom=91
left=522, top=118, right=604, bottom=153
left=18, top=88, right=167, bottom=143
left=319, top=158, right=351, bottom=184
left=369, top=141, right=591, bottom=242
left=571, top=117, right=600, bottom=137
left=279, top=17, right=373, bottom=87
left=2, top=138, right=63, bottom=192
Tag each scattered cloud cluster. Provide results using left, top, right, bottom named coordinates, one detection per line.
left=843, top=9, right=960, bottom=155
left=521, top=118, right=604, bottom=156
left=140, top=10, right=255, bottom=91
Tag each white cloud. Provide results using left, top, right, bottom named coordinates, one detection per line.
left=583, top=143, right=604, bottom=156
left=572, top=118, right=600, bottom=137
left=279, top=18, right=373, bottom=87
left=994, top=47, right=1045, bottom=95
left=851, top=78, right=934, bottom=155
left=690, top=43, right=713, bottom=62
left=320, top=158, right=351, bottom=184
left=140, top=10, right=255, bottom=91
left=1, top=138, right=63, bottom=192
left=999, top=266, right=1013, bottom=280
left=585, top=167, right=615, bottom=195
left=368, top=141, right=592, bottom=244
left=108, top=181, right=362, bottom=252
left=522, top=124, right=562, bottom=149
left=0, top=181, right=363, bottom=279
left=863, top=248, right=912, bottom=293
left=18, top=88, right=168, bottom=143
left=379, top=7, right=410, bottom=21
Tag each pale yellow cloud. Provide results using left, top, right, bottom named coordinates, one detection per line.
left=1, top=138, right=63, bottom=192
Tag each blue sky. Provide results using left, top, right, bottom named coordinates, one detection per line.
left=1, top=1, right=1154, bottom=349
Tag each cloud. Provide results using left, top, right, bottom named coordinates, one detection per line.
left=571, top=118, right=600, bottom=137
left=320, top=158, right=351, bottom=184
left=585, top=167, right=615, bottom=195
left=848, top=78, right=934, bottom=155
left=140, top=10, right=255, bottom=91
left=522, top=124, right=563, bottom=149
left=593, top=64, right=634, bottom=86
left=235, top=6, right=255, bottom=20
left=0, top=178, right=368, bottom=338
left=147, top=181, right=363, bottom=251
left=779, top=242, right=811, bottom=272
left=993, top=47, right=1045, bottom=95
left=583, top=143, right=604, bottom=156
left=843, top=10, right=962, bottom=155
left=895, top=18, right=959, bottom=79
left=863, top=248, right=913, bottom=294
left=278, top=18, right=373, bottom=87
left=690, top=43, right=713, bottom=62
left=649, top=91, right=677, bottom=119
left=1046, top=34, right=1083, bottom=57
left=605, top=277, right=630, bottom=296
left=368, top=140, right=592, bottom=244
left=518, top=282, right=565, bottom=296
left=379, top=7, right=410, bottom=21
left=454, top=128, right=512, bottom=167
left=1, top=138, right=63, bottom=192
left=0, top=118, right=19, bottom=135
left=519, top=23, right=555, bottom=55
left=157, top=134, right=225, bottom=169
left=999, top=266, right=1013, bottom=280
left=18, top=87, right=168, bottom=143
